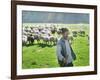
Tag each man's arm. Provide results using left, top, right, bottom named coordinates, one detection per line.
left=56, top=43, right=64, bottom=61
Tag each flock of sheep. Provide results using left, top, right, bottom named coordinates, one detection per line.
left=22, top=24, right=87, bottom=46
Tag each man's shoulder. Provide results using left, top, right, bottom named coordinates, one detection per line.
left=57, top=38, right=64, bottom=45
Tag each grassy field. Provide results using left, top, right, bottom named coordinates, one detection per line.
left=22, top=23, right=89, bottom=69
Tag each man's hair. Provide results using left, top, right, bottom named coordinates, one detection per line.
left=61, top=28, right=69, bottom=34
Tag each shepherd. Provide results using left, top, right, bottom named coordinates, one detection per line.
left=56, top=28, right=76, bottom=67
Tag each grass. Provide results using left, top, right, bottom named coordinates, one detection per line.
left=22, top=42, right=59, bottom=69
left=22, top=23, right=89, bottom=69
left=22, top=36, right=89, bottom=69
left=72, top=36, right=89, bottom=66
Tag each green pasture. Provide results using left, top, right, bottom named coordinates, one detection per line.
left=22, top=23, right=89, bottom=69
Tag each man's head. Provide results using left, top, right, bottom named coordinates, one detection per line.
left=61, top=28, right=69, bottom=39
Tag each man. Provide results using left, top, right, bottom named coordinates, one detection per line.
left=56, top=28, right=76, bottom=67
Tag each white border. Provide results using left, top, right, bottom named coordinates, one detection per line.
left=17, top=5, right=94, bottom=75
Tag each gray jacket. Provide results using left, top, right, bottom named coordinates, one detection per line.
left=57, top=38, right=76, bottom=61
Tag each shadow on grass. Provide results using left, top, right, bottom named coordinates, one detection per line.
left=23, top=43, right=56, bottom=48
